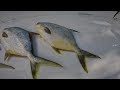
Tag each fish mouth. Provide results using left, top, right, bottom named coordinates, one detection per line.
left=35, top=23, right=42, bottom=29
left=36, top=22, right=41, bottom=25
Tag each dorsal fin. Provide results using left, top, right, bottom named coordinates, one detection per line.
left=69, top=29, right=80, bottom=33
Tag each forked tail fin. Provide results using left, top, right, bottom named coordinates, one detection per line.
left=30, top=61, right=40, bottom=79
left=77, top=55, right=88, bottom=73
left=80, top=49, right=101, bottom=59
left=76, top=47, right=101, bottom=73
left=29, top=56, right=63, bottom=79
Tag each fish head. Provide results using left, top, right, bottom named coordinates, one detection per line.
left=0, top=27, right=21, bottom=49
left=0, top=28, right=12, bottom=51
left=0, top=28, right=14, bottom=42
left=0, top=27, right=26, bottom=41
left=0, top=27, right=32, bottom=55
left=35, top=22, right=51, bottom=38
left=35, top=22, right=45, bottom=32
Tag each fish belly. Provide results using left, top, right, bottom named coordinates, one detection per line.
left=7, top=49, right=19, bottom=55
left=7, top=49, right=26, bottom=56
left=52, top=40, right=74, bottom=51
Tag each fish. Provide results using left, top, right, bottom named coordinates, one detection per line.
left=0, top=27, right=63, bottom=79
left=35, top=22, right=101, bottom=73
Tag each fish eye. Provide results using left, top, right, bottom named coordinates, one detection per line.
left=44, top=27, right=51, bottom=34
left=2, top=32, right=8, bottom=38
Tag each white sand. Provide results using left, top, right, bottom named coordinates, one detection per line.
left=0, top=11, right=120, bottom=79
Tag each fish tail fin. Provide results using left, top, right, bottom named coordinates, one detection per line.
left=80, top=49, right=101, bottom=59
left=30, top=61, right=40, bottom=79
left=77, top=55, right=88, bottom=73
left=76, top=47, right=101, bottom=73
left=28, top=54, right=63, bottom=79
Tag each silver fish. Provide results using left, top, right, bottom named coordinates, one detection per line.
left=0, top=27, right=62, bottom=79
left=35, top=22, right=101, bottom=73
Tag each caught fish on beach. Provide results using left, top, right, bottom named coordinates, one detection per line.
left=35, top=22, right=101, bottom=73
left=0, top=27, right=63, bottom=79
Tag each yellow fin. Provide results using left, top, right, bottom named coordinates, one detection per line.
left=4, top=53, right=10, bottom=64
left=30, top=61, right=40, bottom=79
left=77, top=55, right=88, bottom=73
left=52, top=47, right=61, bottom=54
left=40, top=60, right=63, bottom=68
left=29, top=56, right=63, bottom=79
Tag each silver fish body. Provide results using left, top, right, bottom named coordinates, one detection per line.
left=36, top=22, right=101, bottom=73
left=0, top=27, right=62, bottom=79
left=0, top=27, right=32, bottom=56
left=36, top=22, right=78, bottom=51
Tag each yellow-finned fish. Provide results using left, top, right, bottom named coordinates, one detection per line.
left=35, top=22, right=101, bottom=73
left=0, top=27, right=62, bottom=79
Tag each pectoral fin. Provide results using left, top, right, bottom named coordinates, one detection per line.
left=4, top=53, right=27, bottom=64
left=52, top=47, right=61, bottom=54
